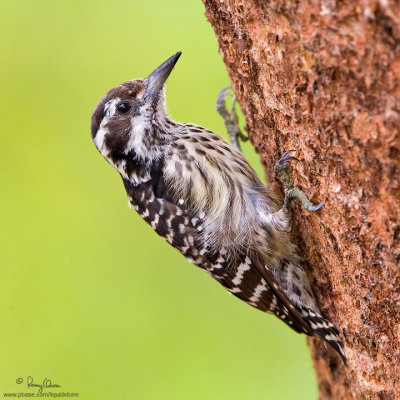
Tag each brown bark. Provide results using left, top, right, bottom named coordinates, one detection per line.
left=202, top=0, right=400, bottom=398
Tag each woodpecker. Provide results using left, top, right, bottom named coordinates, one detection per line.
left=91, top=51, right=346, bottom=363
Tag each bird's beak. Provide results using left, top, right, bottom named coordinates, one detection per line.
left=144, top=51, right=182, bottom=101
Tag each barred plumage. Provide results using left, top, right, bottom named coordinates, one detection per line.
left=91, top=52, right=346, bottom=363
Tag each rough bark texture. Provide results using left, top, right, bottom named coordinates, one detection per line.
left=202, top=1, right=400, bottom=399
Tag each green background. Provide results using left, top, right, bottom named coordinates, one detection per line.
left=0, top=1, right=316, bottom=398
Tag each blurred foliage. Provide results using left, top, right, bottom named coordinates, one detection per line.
left=0, top=1, right=316, bottom=398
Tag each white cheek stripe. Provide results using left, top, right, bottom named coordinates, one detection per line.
left=127, top=105, right=152, bottom=160
left=93, top=98, right=121, bottom=153
left=105, top=98, right=120, bottom=117
left=94, top=123, right=108, bottom=153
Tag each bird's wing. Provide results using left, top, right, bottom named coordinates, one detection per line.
left=123, top=175, right=312, bottom=334
left=212, top=251, right=346, bottom=362
left=122, top=174, right=346, bottom=362
left=214, top=250, right=313, bottom=335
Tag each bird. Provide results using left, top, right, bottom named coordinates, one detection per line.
left=90, top=51, right=346, bottom=363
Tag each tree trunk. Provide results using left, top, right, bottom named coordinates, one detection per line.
left=202, top=0, right=400, bottom=398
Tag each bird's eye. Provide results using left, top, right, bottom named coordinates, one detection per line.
left=116, top=102, right=132, bottom=114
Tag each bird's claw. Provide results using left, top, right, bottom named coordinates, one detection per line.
left=275, top=150, right=300, bottom=166
left=216, top=87, right=248, bottom=151
left=307, top=199, right=326, bottom=212
left=275, top=150, right=326, bottom=213
left=217, top=87, right=233, bottom=103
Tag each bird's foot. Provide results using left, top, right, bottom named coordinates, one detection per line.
left=274, top=150, right=326, bottom=212
left=216, top=87, right=248, bottom=152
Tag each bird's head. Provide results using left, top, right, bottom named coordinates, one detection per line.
left=91, top=51, right=181, bottom=163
